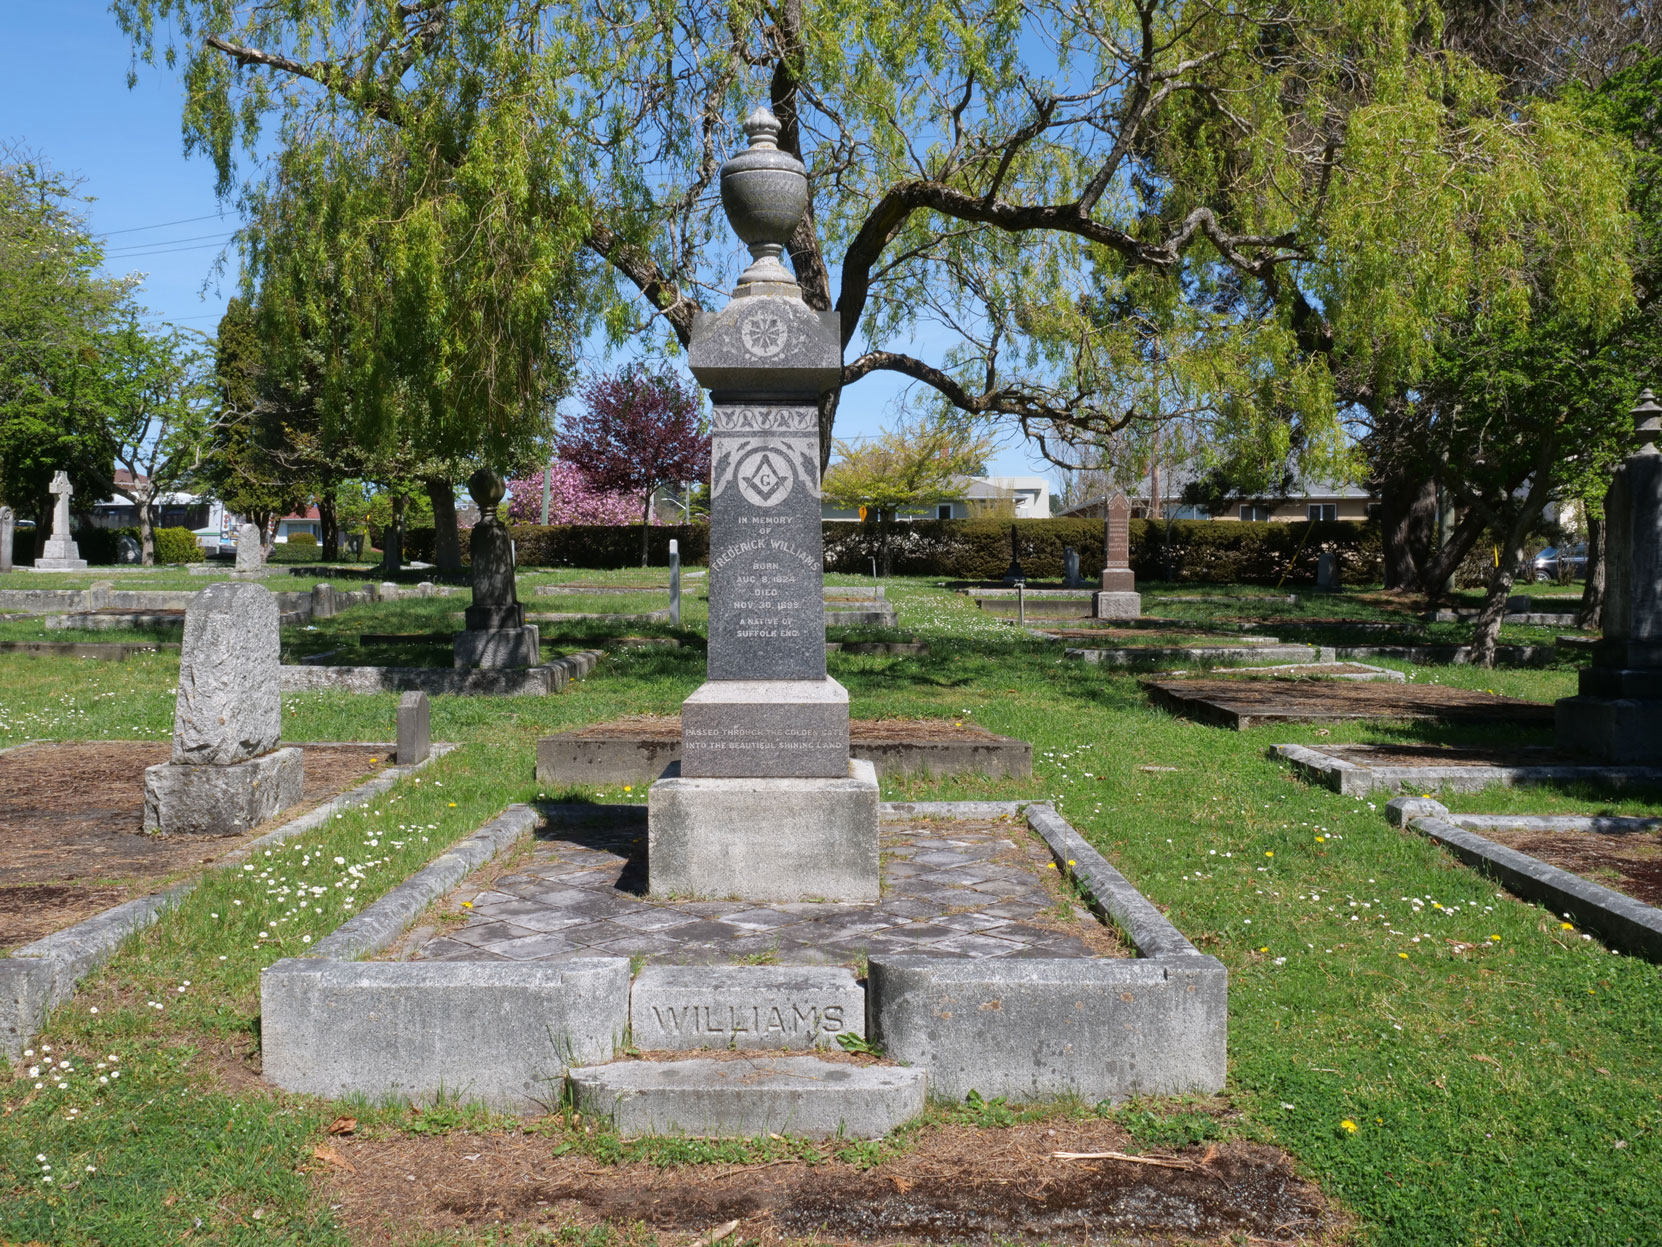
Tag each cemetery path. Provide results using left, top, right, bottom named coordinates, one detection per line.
left=0, top=740, right=387, bottom=949
left=312, top=1117, right=1338, bottom=1246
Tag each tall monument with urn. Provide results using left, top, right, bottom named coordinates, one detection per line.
left=647, top=107, right=879, bottom=902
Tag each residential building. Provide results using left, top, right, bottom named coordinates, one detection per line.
left=822, top=475, right=1051, bottom=522
left=1059, top=466, right=1374, bottom=523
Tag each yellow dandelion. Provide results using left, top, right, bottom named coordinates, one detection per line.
left=448, top=802, right=457, bottom=808
left=1340, top=1119, right=1358, bottom=1134
left=1315, top=836, right=1324, bottom=843
left=1399, top=953, right=1409, bottom=960
left=1489, top=934, right=1501, bottom=942
left=623, top=785, right=633, bottom=793
left=1560, top=922, right=1574, bottom=930
left=1264, top=851, right=1274, bottom=858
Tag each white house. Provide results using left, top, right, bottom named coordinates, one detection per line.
left=823, top=475, right=1050, bottom=522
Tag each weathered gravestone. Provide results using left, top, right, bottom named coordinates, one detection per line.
left=453, top=468, right=539, bottom=668
left=116, top=534, right=141, bottom=564
left=143, top=582, right=304, bottom=834
left=1062, top=545, right=1088, bottom=589
left=648, top=106, right=878, bottom=903
left=1316, top=551, right=1341, bottom=591
left=1001, top=523, right=1027, bottom=585
left=34, top=472, right=88, bottom=571
left=397, top=690, right=431, bottom=765
left=0, top=506, right=13, bottom=573
left=234, top=523, right=265, bottom=572
left=1094, top=491, right=1141, bottom=618
left=1557, top=388, right=1662, bottom=762
left=669, top=538, right=682, bottom=628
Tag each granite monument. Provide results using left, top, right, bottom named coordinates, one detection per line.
left=143, top=582, right=304, bottom=833
left=453, top=468, right=539, bottom=669
left=1095, top=491, right=1141, bottom=618
left=34, top=472, right=88, bottom=571
left=648, top=106, right=878, bottom=903
left=1556, top=388, right=1662, bottom=762
left=0, top=505, right=13, bottom=573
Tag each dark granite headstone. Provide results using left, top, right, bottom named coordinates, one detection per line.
left=1002, top=523, right=1026, bottom=585
left=454, top=469, right=537, bottom=668
left=1062, top=546, right=1087, bottom=589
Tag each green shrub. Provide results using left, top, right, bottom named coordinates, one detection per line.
left=404, top=523, right=711, bottom=567
left=153, top=526, right=205, bottom=564
left=286, top=531, right=318, bottom=547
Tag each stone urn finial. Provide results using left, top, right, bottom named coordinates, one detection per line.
left=470, top=467, right=506, bottom=523
left=720, top=106, right=809, bottom=294
left=1633, top=388, right=1662, bottom=456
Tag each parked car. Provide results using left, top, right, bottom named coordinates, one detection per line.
left=1532, top=543, right=1587, bottom=582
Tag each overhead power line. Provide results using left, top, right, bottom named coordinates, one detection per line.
left=108, top=240, right=238, bottom=260
left=96, top=212, right=233, bottom=237
left=106, top=230, right=237, bottom=254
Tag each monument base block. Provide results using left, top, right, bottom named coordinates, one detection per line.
left=647, top=758, right=879, bottom=902
left=31, top=559, right=89, bottom=571
left=453, top=625, right=540, bottom=669
left=1555, top=694, right=1662, bottom=764
left=1094, top=591, right=1142, bottom=619
left=681, top=679, right=850, bottom=778
left=143, top=747, right=304, bottom=835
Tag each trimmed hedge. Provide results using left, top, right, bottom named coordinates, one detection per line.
left=154, top=526, right=205, bottom=564
left=286, top=532, right=318, bottom=547
left=394, top=515, right=1382, bottom=583
left=823, top=517, right=1383, bottom=584
left=404, top=523, right=712, bottom=568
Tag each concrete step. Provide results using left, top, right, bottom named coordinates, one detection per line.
left=568, top=1056, right=926, bottom=1139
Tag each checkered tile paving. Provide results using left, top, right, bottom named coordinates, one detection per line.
left=398, top=817, right=1105, bottom=965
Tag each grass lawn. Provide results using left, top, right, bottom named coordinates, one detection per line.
left=0, top=578, right=1657, bottom=1245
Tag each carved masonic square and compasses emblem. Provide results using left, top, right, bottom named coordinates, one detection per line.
left=736, top=447, right=790, bottom=506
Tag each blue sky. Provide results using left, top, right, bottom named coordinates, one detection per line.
left=1, top=2, right=1057, bottom=484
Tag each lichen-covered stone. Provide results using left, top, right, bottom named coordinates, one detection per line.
left=172, top=582, right=282, bottom=766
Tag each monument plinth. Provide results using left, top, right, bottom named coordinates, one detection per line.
left=649, top=106, right=878, bottom=902
left=454, top=468, right=539, bottom=669
left=1095, top=491, right=1141, bottom=618
left=1556, top=388, right=1662, bottom=761
left=34, top=472, right=88, bottom=571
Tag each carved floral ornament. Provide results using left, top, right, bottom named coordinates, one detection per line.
left=712, top=405, right=816, bottom=432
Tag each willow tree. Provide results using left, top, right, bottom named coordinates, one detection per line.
left=116, top=0, right=1632, bottom=485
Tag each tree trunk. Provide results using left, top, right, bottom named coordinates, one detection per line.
left=136, top=495, right=156, bottom=567
left=426, top=477, right=462, bottom=572
left=1579, top=512, right=1605, bottom=632
left=382, top=493, right=406, bottom=574
left=817, top=388, right=841, bottom=474
left=1379, top=473, right=1436, bottom=591
left=319, top=493, right=339, bottom=562
left=1471, top=439, right=1557, bottom=667
left=640, top=488, right=653, bottom=567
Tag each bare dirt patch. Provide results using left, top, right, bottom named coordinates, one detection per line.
left=1144, top=678, right=1552, bottom=731
left=566, top=716, right=1013, bottom=746
left=1476, top=825, right=1662, bottom=906
left=313, top=1119, right=1336, bottom=1246
left=0, top=740, right=387, bottom=949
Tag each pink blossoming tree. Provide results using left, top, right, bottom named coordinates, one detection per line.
left=557, top=365, right=709, bottom=565
left=505, top=460, right=644, bottom=526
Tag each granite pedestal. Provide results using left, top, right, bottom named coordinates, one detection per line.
left=648, top=758, right=880, bottom=902
left=1094, top=590, right=1143, bottom=618
left=143, top=746, right=305, bottom=835
left=453, top=625, right=540, bottom=669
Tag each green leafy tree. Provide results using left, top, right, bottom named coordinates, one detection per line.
left=824, top=415, right=994, bottom=573
left=116, top=0, right=1632, bottom=488
left=85, top=318, right=218, bottom=565
left=0, top=148, right=134, bottom=524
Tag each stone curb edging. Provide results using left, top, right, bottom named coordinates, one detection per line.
left=1385, top=797, right=1662, bottom=963
left=0, top=743, right=457, bottom=1059
left=1068, top=644, right=1321, bottom=667
left=280, top=649, right=605, bottom=697
left=1270, top=742, right=1662, bottom=796
left=261, top=799, right=1226, bottom=1114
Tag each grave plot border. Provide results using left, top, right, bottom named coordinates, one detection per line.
left=0, top=742, right=457, bottom=1059
left=280, top=649, right=604, bottom=696
left=1067, top=644, right=1323, bottom=667
left=1385, top=797, right=1662, bottom=963
left=259, top=799, right=1224, bottom=1115
left=1272, top=742, right=1662, bottom=797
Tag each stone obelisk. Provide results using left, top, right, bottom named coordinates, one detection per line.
left=1094, top=491, right=1140, bottom=618
left=1556, top=388, right=1662, bottom=761
left=647, top=106, right=878, bottom=903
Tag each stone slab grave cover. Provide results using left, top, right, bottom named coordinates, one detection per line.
left=454, top=468, right=540, bottom=669
left=143, top=582, right=303, bottom=834
left=1096, top=491, right=1141, bottom=618
left=234, top=522, right=264, bottom=571
left=1557, top=388, right=1662, bottom=762
left=33, top=472, right=87, bottom=571
left=650, top=105, right=878, bottom=903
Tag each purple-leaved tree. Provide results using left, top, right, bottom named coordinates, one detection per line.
left=558, top=366, right=709, bottom=565
left=506, top=461, right=646, bottom=527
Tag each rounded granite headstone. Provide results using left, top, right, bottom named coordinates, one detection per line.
left=116, top=533, right=141, bottom=564
left=171, top=581, right=283, bottom=766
